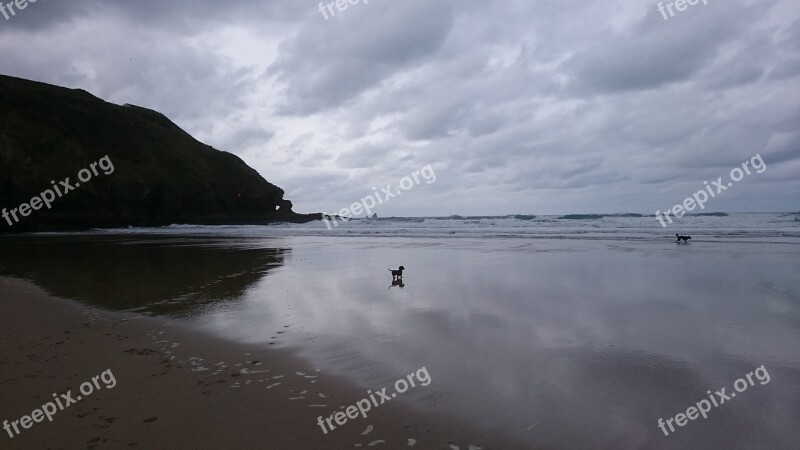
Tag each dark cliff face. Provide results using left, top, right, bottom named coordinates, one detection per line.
left=0, top=75, right=318, bottom=232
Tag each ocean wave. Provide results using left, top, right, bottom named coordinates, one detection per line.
left=79, top=213, right=800, bottom=245
left=558, top=214, right=606, bottom=220
left=692, top=212, right=729, bottom=217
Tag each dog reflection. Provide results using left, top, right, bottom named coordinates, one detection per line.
left=388, top=278, right=405, bottom=289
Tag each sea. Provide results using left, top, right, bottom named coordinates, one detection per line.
left=92, top=212, right=800, bottom=243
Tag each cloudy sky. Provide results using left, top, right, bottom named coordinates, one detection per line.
left=1, top=0, right=798, bottom=216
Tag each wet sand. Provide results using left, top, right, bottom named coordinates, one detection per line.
left=1, top=233, right=799, bottom=449
left=0, top=277, right=523, bottom=450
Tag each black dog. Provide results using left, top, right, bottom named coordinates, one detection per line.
left=388, top=266, right=405, bottom=280
left=675, top=234, right=691, bottom=244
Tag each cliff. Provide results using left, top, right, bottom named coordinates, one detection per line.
left=0, top=75, right=318, bottom=232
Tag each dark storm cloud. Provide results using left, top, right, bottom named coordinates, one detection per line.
left=569, top=1, right=756, bottom=93
left=267, top=0, right=455, bottom=115
left=0, top=0, right=305, bottom=32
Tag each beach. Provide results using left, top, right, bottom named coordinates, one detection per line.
left=0, top=276, right=519, bottom=449
left=1, top=220, right=799, bottom=449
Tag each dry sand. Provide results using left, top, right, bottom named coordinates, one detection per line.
left=0, top=277, right=524, bottom=450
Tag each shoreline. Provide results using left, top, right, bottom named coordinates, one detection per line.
left=0, top=276, right=525, bottom=449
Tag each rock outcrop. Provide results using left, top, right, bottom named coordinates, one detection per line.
left=0, top=74, right=319, bottom=232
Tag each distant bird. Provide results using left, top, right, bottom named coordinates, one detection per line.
left=388, top=266, right=405, bottom=280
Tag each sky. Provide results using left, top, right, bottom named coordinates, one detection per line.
left=1, top=0, right=798, bottom=216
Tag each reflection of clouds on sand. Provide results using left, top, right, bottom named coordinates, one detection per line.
left=192, top=237, right=800, bottom=448
left=21, top=234, right=786, bottom=448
